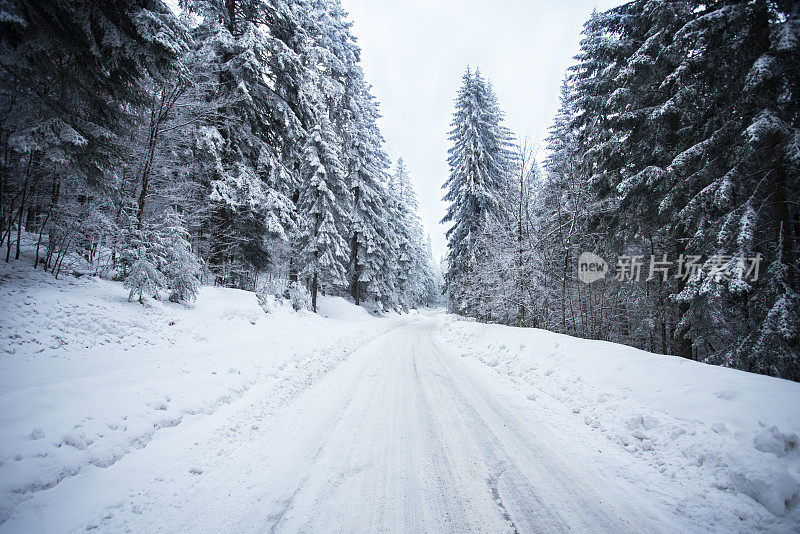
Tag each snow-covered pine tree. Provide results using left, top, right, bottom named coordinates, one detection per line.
left=287, top=0, right=409, bottom=312
left=345, top=101, right=394, bottom=306
left=125, top=250, right=168, bottom=304
left=666, top=0, right=800, bottom=378
left=420, top=235, right=444, bottom=307
left=441, top=68, right=516, bottom=313
left=123, top=220, right=168, bottom=304
left=180, top=0, right=301, bottom=288
left=388, top=157, right=442, bottom=310
left=160, top=210, right=202, bottom=302
left=314, top=2, right=395, bottom=307
left=296, top=118, right=353, bottom=312
left=543, top=69, right=636, bottom=342
left=389, top=158, right=420, bottom=310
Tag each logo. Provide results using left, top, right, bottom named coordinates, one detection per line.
left=577, top=252, right=608, bottom=284
left=576, top=252, right=762, bottom=284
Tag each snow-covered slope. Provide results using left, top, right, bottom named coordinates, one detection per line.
left=2, top=261, right=799, bottom=532
left=440, top=313, right=800, bottom=526
left=0, top=260, right=397, bottom=526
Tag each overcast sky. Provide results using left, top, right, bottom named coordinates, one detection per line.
left=340, top=0, right=623, bottom=260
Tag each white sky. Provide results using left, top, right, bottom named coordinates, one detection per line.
left=341, top=0, right=623, bottom=260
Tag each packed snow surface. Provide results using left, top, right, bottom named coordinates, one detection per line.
left=1, top=261, right=799, bottom=532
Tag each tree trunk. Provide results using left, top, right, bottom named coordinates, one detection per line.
left=311, top=272, right=318, bottom=313
left=352, top=275, right=361, bottom=306
left=137, top=115, right=158, bottom=228
left=14, top=201, right=23, bottom=259
left=561, top=249, right=569, bottom=332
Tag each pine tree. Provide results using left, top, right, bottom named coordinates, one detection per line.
left=388, top=158, right=415, bottom=309
left=441, top=68, right=516, bottom=313
left=125, top=252, right=168, bottom=304
left=161, top=210, right=202, bottom=302
left=668, top=0, right=800, bottom=376
left=388, top=157, right=442, bottom=310
left=338, top=53, right=393, bottom=306
left=123, top=223, right=168, bottom=304
left=181, top=0, right=301, bottom=287
left=296, top=118, right=353, bottom=312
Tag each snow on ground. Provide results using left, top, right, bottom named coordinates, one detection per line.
left=1, top=257, right=800, bottom=532
left=315, top=295, right=375, bottom=320
left=440, top=314, right=800, bottom=530
left=0, top=256, right=399, bottom=526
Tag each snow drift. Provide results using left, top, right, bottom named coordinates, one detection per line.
left=439, top=314, right=800, bottom=526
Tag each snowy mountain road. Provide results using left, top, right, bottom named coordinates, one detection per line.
left=0, top=314, right=739, bottom=533
left=233, top=318, right=692, bottom=533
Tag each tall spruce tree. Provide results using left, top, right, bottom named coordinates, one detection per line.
left=296, top=118, right=352, bottom=312
left=389, top=157, right=441, bottom=310
left=441, top=68, right=516, bottom=313
left=181, top=0, right=302, bottom=288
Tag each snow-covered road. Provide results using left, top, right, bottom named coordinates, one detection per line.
left=3, top=313, right=702, bottom=533
left=235, top=317, right=690, bottom=533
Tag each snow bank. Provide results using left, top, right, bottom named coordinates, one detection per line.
left=0, top=257, right=393, bottom=525
left=439, top=314, right=800, bottom=528
left=315, top=295, right=375, bottom=321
